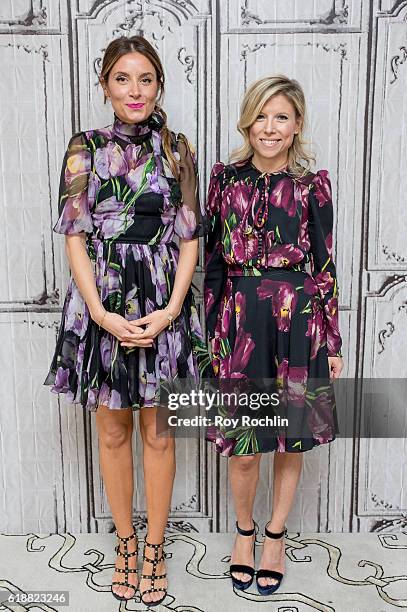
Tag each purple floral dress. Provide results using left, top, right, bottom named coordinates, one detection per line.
left=204, top=159, right=342, bottom=455
left=45, top=111, right=210, bottom=410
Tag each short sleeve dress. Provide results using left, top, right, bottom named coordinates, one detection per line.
left=204, top=159, right=342, bottom=456
left=44, top=111, right=210, bottom=410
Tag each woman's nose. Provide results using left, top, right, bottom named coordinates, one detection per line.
left=129, top=80, right=141, bottom=97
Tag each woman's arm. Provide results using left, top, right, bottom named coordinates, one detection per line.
left=308, top=170, right=343, bottom=378
left=65, top=234, right=152, bottom=346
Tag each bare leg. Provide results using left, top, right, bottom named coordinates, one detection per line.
left=95, top=405, right=137, bottom=600
left=139, top=407, right=175, bottom=604
left=258, top=451, right=303, bottom=587
left=229, top=454, right=262, bottom=582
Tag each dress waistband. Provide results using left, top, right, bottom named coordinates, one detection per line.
left=227, top=264, right=306, bottom=276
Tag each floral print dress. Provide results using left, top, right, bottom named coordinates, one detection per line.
left=204, top=159, right=342, bottom=455
left=44, top=111, right=210, bottom=410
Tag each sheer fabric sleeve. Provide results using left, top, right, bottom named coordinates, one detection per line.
left=204, top=162, right=227, bottom=340
left=308, top=170, right=342, bottom=357
left=173, top=134, right=207, bottom=239
left=53, top=132, right=93, bottom=235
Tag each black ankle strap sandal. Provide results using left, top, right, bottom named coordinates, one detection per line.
left=140, top=539, right=167, bottom=607
left=230, top=520, right=258, bottom=591
left=111, top=527, right=138, bottom=601
left=256, top=522, right=287, bottom=596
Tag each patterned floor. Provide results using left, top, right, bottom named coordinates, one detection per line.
left=0, top=531, right=406, bottom=611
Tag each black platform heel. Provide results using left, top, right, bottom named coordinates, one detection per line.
left=140, top=539, right=167, bottom=607
left=111, top=527, right=138, bottom=601
left=230, top=520, right=258, bottom=591
left=256, top=522, right=287, bottom=596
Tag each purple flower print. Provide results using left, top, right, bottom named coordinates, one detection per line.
left=206, top=425, right=237, bottom=457
left=88, top=172, right=101, bottom=208
left=65, top=148, right=90, bottom=184
left=307, top=388, right=335, bottom=443
left=125, top=286, right=141, bottom=320
left=220, top=292, right=255, bottom=378
left=205, top=286, right=215, bottom=314
left=287, top=366, right=308, bottom=407
left=270, top=177, right=297, bottom=217
left=220, top=279, right=233, bottom=337
left=94, top=142, right=128, bottom=179
left=276, top=358, right=289, bottom=387
left=92, top=196, right=127, bottom=239
left=257, top=280, right=298, bottom=332
left=226, top=181, right=250, bottom=219
left=325, top=232, right=333, bottom=254
left=325, top=297, right=342, bottom=356
left=230, top=227, right=258, bottom=263
left=306, top=299, right=327, bottom=359
left=313, top=170, right=331, bottom=207
left=100, top=334, right=113, bottom=371
left=313, top=271, right=334, bottom=297
left=174, top=205, right=197, bottom=239
left=54, top=367, right=70, bottom=392
left=266, top=244, right=304, bottom=268
left=65, top=283, right=88, bottom=338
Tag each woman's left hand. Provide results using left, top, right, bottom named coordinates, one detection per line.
left=328, top=356, right=343, bottom=379
left=120, top=310, right=173, bottom=347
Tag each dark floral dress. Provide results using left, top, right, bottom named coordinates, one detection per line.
left=44, top=111, right=210, bottom=411
left=204, top=159, right=342, bottom=455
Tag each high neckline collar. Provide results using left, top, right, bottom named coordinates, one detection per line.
left=112, top=110, right=165, bottom=140
left=249, top=158, right=289, bottom=176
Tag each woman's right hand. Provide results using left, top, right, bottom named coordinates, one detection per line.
left=99, top=312, right=154, bottom=347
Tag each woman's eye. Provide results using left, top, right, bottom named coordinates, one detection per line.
left=277, top=114, right=288, bottom=120
left=256, top=114, right=265, bottom=121
left=116, top=76, right=127, bottom=83
left=141, top=78, right=153, bottom=84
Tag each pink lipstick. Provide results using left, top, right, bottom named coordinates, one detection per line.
left=126, top=103, right=145, bottom=109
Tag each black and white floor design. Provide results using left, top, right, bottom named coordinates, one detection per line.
left=0, top=531, right=406, bottom=611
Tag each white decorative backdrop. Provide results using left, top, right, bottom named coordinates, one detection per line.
left=0, top=0, right=406, bottom=535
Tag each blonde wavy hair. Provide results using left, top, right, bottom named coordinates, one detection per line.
left=230, top=75, right=315, bottom=176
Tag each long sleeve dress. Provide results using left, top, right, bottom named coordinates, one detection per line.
left=204, top=159, right=342, bottom=456
left=44, top=111, right=210, bottom=411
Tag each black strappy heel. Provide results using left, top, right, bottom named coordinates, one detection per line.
left=230, top=520, right=258, bottom=591
left=111, top=527, right=138, bottom=601
left=140, top=539, right=167, bottom=607
left=256, top=522, right=287, bottom=596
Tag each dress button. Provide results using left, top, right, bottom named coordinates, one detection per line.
left=244, top=225, right=253, bottom=235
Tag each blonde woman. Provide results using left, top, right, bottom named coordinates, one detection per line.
left=204, top=75, right=343, bottom=595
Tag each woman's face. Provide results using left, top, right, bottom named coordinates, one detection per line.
left=249, top=94, right=302, bottom=171
left=103, top=51, right=160, bottom=124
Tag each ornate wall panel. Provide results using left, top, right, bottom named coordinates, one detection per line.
left=0, top=0, right=405, bottom=536
left=223, top=0, right=363, bottom=32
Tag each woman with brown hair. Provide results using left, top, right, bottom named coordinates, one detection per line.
left=204, top=75, right=343, bottom=596
left=45, top=35, right=208, bottom=606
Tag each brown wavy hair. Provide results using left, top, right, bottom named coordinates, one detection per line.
left=99, top=35, right=178, bottom=177
left=230, top=75, right=315, bottom=176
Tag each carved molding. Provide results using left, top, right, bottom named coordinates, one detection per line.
left=240, top=0, right=349, bottom=27
left=0, top=1, right=47, bottom=28
left=382, top=244, right=407, bottom=263
left=390, top=45, right=407, bottom=84
left=378, top=0, right=407, bottom=16
left=377, top=322, right=395, bottom=354
left=84, top=0, right=198, bottom=23
left=177, top=47, right=195, bottom=84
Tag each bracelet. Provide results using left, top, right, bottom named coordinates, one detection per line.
left=164, top=306, right=175, bottom=330
left=98, top=310, right=107, bottom=329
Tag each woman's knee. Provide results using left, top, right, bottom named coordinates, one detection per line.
left=96, top=408, right=133, bottom=450
left=142, top=424, right=174, bottom=453
left=231, top=454, right=260, bottom=472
